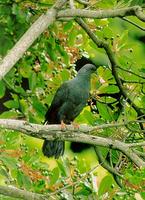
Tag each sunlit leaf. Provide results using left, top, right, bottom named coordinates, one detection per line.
left=4, top=100, right=19, bottom=109
left=0, top=156, right=17, bottom=169
left=0, top=80, right=5, bottom=98
left=49, top=167, right=59, bottom=185
left=63, top=21, right=73, bottom=32
left=17, top=170, right=32, bottom=189
left=97, top=102, right=113, bottom=121
left=28, top=72, right=37, bottom=91
left=98, top=175, right=113, bottom=196
left=0, top=110, right=19, bottom=119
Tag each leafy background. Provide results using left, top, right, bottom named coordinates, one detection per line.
left=0, top=0, right=145, bottom=199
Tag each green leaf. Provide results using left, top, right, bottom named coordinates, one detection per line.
left=97, top=102, right=113, bottom=121
left=130, top=0, right=143, bottom=6
left=83, top=110, right=96, bottom=125
left=68, top=28, right=77, bottom=46
left=63, top=21, right=73, bottom=32
left=0, top=23, right=6, bottom=35
left=76, top=184, right=92, bottom=196
left=13, top=4, right=26, bottom=23
left=0, top=80, right=5, bottom=98
left=77, top=158, right=89, bottom=173
left=37, top=73, right=45, bottom=88
left=99, top=85, right=119, bottom=94
left=49, top=167, right=59, bottom=185
left=34, top=179, right=45, bottom=192
left=103, top=27, right=114, bottom=38
left=0, top=110, right=19, bottom=119
left=12, top=3, right=19, bottom=15
left=140, top=68, right=145, bottom=73
left=17, top=170, right=32, bottom=190
left=99, top=96, right=117, bottom=104
left=4, top=131, right=20, bottom=146
left=47, top=43, right=58, bottom=62
left=49, top=35, right=56, bottom=49
left=17, top=170, right=23, bottom=187
left=0, top=156, right=17, bottom=169
left=56, top=160, right=67, bottom=177
left=60, top=69, right=70, bottom=82
left=141, top=192, right=145, bottom=199
left=19, top=99, right=28, bottom=114
left=0, top=167, right=10, bottom=179
left=0, top=36, right=13, bottom=56
left=28, top=111, right=40, bottom=123
left=94, top=19, right=108, bottom=27
left=14, top=86, right=26, bottom=96
left=19, top=64, right=32, bottom=78
left=4, top=100, right=19, bottom=109
left=32, top=96, right=46, bottom=117
left=0, top=5, right=11, bottom=15
left=28, top=72, right=37, bottom=91
left=141, top=96, right=145, bottom=107
left=98, top=175, right=113, bottom=196
left=120, top=30, right=128, bottom=45
left=56, top=44, right=69, bottom=65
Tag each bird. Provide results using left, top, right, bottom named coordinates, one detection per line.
left=42, top=64, right=96, bottom=158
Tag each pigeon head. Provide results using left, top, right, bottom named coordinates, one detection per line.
left=77, top=64, right=96, bottom=77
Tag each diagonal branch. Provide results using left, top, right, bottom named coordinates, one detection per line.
left=1, top=3, right=145, bottom=81
left=75, top=18, right=144, bottom=117
left=0, top=0, right=67, bottom=80
left=0, top=119, right=145, bottom=167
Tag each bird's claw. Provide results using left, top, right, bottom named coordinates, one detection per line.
left=61, top=120, right=67, bottom=131
left=71, top=122, right=80, bottom=130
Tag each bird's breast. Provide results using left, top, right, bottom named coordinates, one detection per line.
left=69, top=86, right=89, bottom=105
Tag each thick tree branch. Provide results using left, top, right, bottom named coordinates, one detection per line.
left=57, top=6, right=145, bottom=21
left=1, top=4, right=145, bottom=80
left=0, top=119, right=145, bottom=167
left=0, top=0, right=67, bottom=80
left=0, top=185, right=47, bottom=200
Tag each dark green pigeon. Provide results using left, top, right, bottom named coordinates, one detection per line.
left=42, top=64, right=96, bottom=158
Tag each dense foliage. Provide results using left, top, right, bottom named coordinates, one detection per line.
left=0, top=0, right=145, bottom=199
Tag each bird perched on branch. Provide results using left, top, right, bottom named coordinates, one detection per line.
left=42, top=64, right=96, bottom=158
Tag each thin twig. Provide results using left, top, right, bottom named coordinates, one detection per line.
left=121, top=17, right=145, bottom=31
left=51, top=163, right=101, bottom=196
left=118, top=66, right=145, bottom=79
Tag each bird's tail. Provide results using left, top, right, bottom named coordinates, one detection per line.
left=42, top=139, right=65, bottom=159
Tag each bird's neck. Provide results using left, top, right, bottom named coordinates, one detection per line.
left=75, top=74, right=91, bottom=88
left=77, top=73, right=92, bottom=80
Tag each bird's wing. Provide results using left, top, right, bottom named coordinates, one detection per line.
left=45, top=81, right=70, bottom=124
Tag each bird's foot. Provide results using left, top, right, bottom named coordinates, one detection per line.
left=61, top=120, right=67, bottom=131
left=71, top=122, right=80, bottom=130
